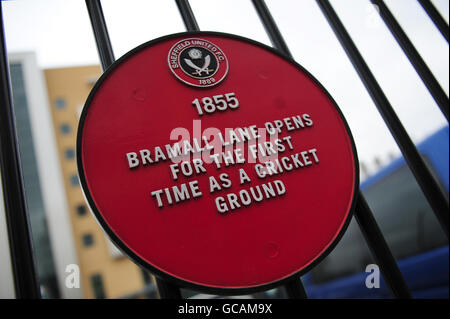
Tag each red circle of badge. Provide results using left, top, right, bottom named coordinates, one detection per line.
left=77, top=32, right=359, bottom=294
left=168, top=38, right=229, bottom=88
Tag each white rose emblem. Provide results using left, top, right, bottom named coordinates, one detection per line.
left=188, top=48, right=202, bottom=60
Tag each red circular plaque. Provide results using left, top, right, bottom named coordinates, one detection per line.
left=77, top=32, right=359, bottom=294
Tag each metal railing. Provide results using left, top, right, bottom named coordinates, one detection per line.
left=0, top=0, right=448, bottom=299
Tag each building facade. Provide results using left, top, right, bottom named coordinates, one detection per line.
left=4, top=54, right=156, bottom=299
left=7, top=52, right=80, bottom=299
left=43, top=64, right=157, bottom=299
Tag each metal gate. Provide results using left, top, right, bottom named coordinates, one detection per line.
left=0, top=0, right=448, bottom=299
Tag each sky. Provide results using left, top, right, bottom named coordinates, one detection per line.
left=2, top=0, right=449, bottom=176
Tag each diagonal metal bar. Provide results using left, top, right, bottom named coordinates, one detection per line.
left=355, top=193, right=412, bottom=298
left=85, top=0, right=115, bottom=71
left=85, top=0, right=182, bottom=300
left=175, top=0, right=307, bottom=299
left=0, top=3, right=41, bottom=299
left=284, top=276, right=308, bottom=299
left=155, top=277, right=182, bottom=299
left=251, top=0, right=292, bottom=58
left=175, top=0, right=200, bottom=31
left=252, top=0, right=412, bottom=299
left=316, top=0, right=449, bottom=239
left=418, top=0, right=449, bottom=43
left=371, top=0, right=449, bottom=122
left=251, top=0, right=311, bottom=299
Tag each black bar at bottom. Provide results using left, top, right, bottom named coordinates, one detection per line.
left=155, top=278, right=182, bottom=299
left=0, top=4, right=41, bottom=299
left=355, top=193, right=412, bottom=299
left=284, top=276, right=307, bottom=299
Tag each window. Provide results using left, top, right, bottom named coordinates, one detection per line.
left=54, top=97, right=66, bottom=109
left=310, top=160, right=447, bottom=284
left=10, top=61, right=61, bottom=298
left=65, top=148, right=75, bottom=159
left=82, top=234, right=94, bottom=247
left=362, top=161, right=447, bottom=259
left=76, top=204, right=87, bottom=216
left=70, top=175, right=79, bottom=187
left=91, top=274, right=106, bottom=299
left=60, top=124, right=71, bottom=134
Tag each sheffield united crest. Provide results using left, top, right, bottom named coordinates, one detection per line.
left=168, top=38, right=229, bottom=88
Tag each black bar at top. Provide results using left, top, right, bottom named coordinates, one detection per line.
left=175, top=0, right=200, bottom=31
left=371, top=0, right=449, bottom=122
left=418, top=0, right=449, bottom=42
left=85, top=0, right=183, bottom=299
left=85, top=0, right=115, bottom=70
left=316, top=0, right=449, bottom=238
left=251, top=0, right=292, bottom=58
left=0, top=4, right=41, bottom=299
left=355, top=194, right=412, bottom=298
left=155, top=277, right=182, bottom=299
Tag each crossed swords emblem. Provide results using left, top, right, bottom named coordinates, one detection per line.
left=184, top=48, right=214, bottom=76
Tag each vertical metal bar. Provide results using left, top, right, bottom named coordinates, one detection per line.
left=251, top=0, right=292, bottom=58
left=250, top=0, right=311, bottom=299
left=175, top=0, right=200, bottom=31
left=355, top=193, right=412, bottom=298
left=418, top=0, right=449, bottom=43
left=176, top=0, right=307, bottom=299
left=155, top=278, right=182, bottom=299
left=371, top=0, right=449, bottom=122
left=85, top=0, right=182, bottom=300
left=316, top=0, right=449, bottom=238
left=284, top=276, right=307, bottom=299
left=0, top=3, right=41, bottom=299
left=164, top=0, right=203, bottom=299
left=85, top=0, right=115, bottom=71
